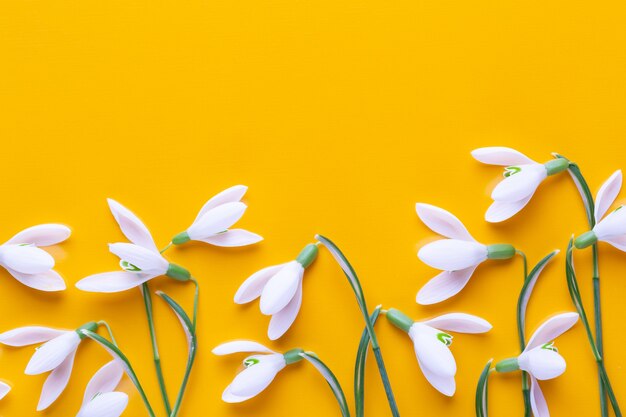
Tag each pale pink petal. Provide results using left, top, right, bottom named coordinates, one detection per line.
left=595, top=170, right=623, bottom=223
left=268, top=283, right=303, bottom=340
left=6, top=224, right=71, bottom=247
left=0, top=381, right=10, bottom=400
left=234, top=264, right=285, bottom=304
left=228, top=356, right=285, bottom=398
left=418, top=240, right=487, bottom=271
left=529, top=376, right=550, bottom=417
left=491, top=164, right=546, bottom=202
left=199, top=229, right=263, bottom=247
left=0, top=326, right=67, bottom=347
left=421, top=313, right=492, bottom=334
left=525, top=313, right=579, bottom=351
left=194, top=185, right=248, bottom=223
left=5, top=268, right=66, bottom=292
left=187, top=202, right=247, bottom=240
left=0, top=245, right=54, bottom=274
left=37, top=348, right=77, bottom=410
left=471, top=147, right=536, bottom=166
left=108, top=243, right=168, bottom=274
left=75, top=271, right=155, bottom=293
left=78, top=391, right=128, bottom=417
left=26, top=332, right=80, bottom=375
left=415, top=204, right=475, bottom=241
left=259, top=261, right=303, bottom=315
left=485, top=195, right=533, bottom=223
left=416, top=266, right=477, bottom=305
left=107, top=199, right=158, bottom=252
left=82, top=361, right=124, bottom=408
left=212, top=341, right=275, bottom=355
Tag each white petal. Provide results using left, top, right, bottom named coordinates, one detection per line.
left=82, top=361, right=124, bottom=408
left=193, top=185, right=248, bottom=223
left=212, top=341, right=275, bottom=355
left=78, top=392, right=129, bottom=417
left=108, top=243, right=168, bottom=274
left=595, top=170, right=622, bottom=223
left=410, top=324, right=457, bottom=396
left=415, top=204, right=475, bottom=241
left=416, top=355, right=456, bottom=396
left=0, top=326, right=68, bottom=347
left=418, top=239, right=487, bottom=271
left=6, top=268, right=66, bottom=292
left=594, top=206, right=626, bottom=240
left=6, top=224, right=71, bottom=247
left=416, top=266, right=477, bottom=305
left=107, top=199, right=158, bottom=252
left=491, top=164, right=547, bottom=202
left=37, top=348, right=77, bottom=410
left=0, top=245, right=54, bottom=274
left=76, top=271, right=155, bottom=293
left=234, top=264, right=285, bottom=304
left=0, top=381, right=10, bottom=400
left=268, top=282, right=303, bottom=340
left=530, top=376, right=550, bottom=417
left=471, top=147, right=536, bottom=166
left=187, top=202, right=247, bottom=240
left=525, top=312, right=579, bottom=351
left=199, top=229, right=263, bottom=247
left=259, top=261, right=304, bottom=315
left=26, top=331, right=81, bottom=375
left=421, top=313, right=492, bottom=334
left=518, top=348, right=566, bottom=380
left=228, top=355, right=285, bottom=398
left=485, top=195, right=533, bottom=223
left=222, top=386, right=253, bottom=403
left=602, top=234, right=626, bottom=251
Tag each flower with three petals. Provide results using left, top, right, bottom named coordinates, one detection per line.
left=0, top=322, right=99, bottom=410
left=386, top=308, right=492, bottom=396
left=172, top=185, right=263, bottom=247
left=495, top=312, right=579, bottom=417
left=77, top=360, right=128, bottom=417
left=0, top=224, right=70, bottom=291
left=234, top=243, right=318, bottom=340
left=415, top=203, right=516, bottom=304
left=471, top=147, right=569, bottom=222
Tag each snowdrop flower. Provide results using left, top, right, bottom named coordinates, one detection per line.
left=76, top=199, right=191, bottom=293
left=212, top=340, right=304, bottom=403
left=234, top=244, right=318, bottom=340
left=472, top=147, right=569, bottom=222
left=386, top=308, right=491, bottom=396
left=0, top=322, right=100, bottom=410
left=172, top=185, right=262, bottom=247
left=416, top=203, right=516, bottom=304
left=0, top=381, right=10, bottom=401
left=77, top=360, right=128, bottom=417
left=574, top=170, right=626, bottom=250
left=495, top=312, right=579, bottom=417
left=0, top=224, right=70, bottom=291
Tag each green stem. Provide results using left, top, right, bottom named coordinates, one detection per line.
left=142, top=282, right=172, bottom=415
left=515, top=250, right=531, bottom=417
left=160, top=242, right=173, bottom=254
left=170, top=340, right=196, bottom=417
left=97, top=320, right=118, bottom=347
left=190, top=278, right=199, bottom=332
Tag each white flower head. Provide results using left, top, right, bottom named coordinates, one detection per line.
left=386, top=308, right=492, bottom=396
left=574, top=170, right=626, bottom=251
left=471, top=147, right=569, bottom=223
left=0, top=322, right=99, bottom=410
left=213, top=341, right=304, bottom=403
left=75, top=199, right=191, bottom=293
left=495, top=312, right=579, bottom=417
left=172, top=185, right=262, bottom=247
left=77, top=360, right=128, bottom=417
left=234, top=244, right=319, bottom=340
left=415, top=203, right=516, bottom=304
left=0, top=224, right=70, bottom=291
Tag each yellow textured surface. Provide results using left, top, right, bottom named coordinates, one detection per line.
left=0, top=1, right=625, bottom=416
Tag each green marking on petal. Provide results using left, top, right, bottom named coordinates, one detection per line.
left=541, top=342, right=558, bottom=352
left=120, top=260, right=142, bottom=272
left=503, top=166, right=522, bottom=177
left=243, top=358, right=260, bottom=368
left=437, top=332, right=453, bottom=346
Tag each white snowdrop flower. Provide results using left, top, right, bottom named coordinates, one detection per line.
left=0, top=224, right=70, bottom=291
left=415, top=203, right=516, bottom=304
left=77, top=360, right=128, bottom=417
left=495, top=312, right=579, bottom=417
left=212, top=341, right=304, bottom=403
left=75, top=199, right=191, bottom=293
left=574, top=170, right=626, bottom=250
left=0, top=381, right=10, bottom=401
left=172, top=185, right=262, bottom=247
left=386, top=308, right=492, bottom=396
left=234, top=244, right=318, bottom=340
left=0, top=322, right=99, bottom=410
left=471, top=147, right=569, bottom=222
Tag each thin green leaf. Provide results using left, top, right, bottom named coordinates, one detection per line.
left=300, top=351, right=351, bottom=417
left=475, top=360, right=492, bottom=417
left=553, top=153, right=595, bottom=227
left=355, top=306, right=382, bottom=417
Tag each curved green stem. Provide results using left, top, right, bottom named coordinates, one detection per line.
left=355, top=306, right=382, bottom=417
left=97, top=320, right=119, bottom=347
left=515, top=250, right=530, bottom=417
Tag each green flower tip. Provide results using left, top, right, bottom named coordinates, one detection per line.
left=486, top=244, right=516, bottom=260
left=283, top=348, right=305, bottom=365
left=385, top=308, right=414, bottom=333
left=166, top=263, right=192, bottom=281
left=172, top=231, right=191, bottom=245
left=574, top=230, right=597, bottom=249
left=296, top=243, right=319, bottom=268
left=76, top=321, right=99, bottom=339
left=495, top=357, right=520, bottom=373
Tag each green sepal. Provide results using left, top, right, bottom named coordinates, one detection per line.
left=386, top=308, right=414, bottom=333
left=495, top=357, right=520, bottom=373
left=574, top=230, right=598, bottom=249
left=76, top=321, right=99, bottom=339
left=296, top=244, right=319, bottom=268
left=172, top=231, right=191, bottom=245
left=544, top=158, right=569, bottom=176
left=487, top=244, right=516, bottom=260
left=166, top=263, right=191, bottom=281
left=284, top=348, right=305, bottom=365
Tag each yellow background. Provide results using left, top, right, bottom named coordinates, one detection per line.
left=0, top=0, right=625, bottom=416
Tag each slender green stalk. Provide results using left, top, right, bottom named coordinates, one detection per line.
left=190, top=278, right=199, bottom=331
left=316, top=234, right=400, bottom=417
left=97, top=320, right=119, bottom=346
left=475, top=360, right=492, bottom=417
left=515, top=250, right=530, bottom=417
left=300, top=351, right=351, bottom=417
left=355, top=307, right=382, bottom=417
left=142, top=282, right=172, bottom=415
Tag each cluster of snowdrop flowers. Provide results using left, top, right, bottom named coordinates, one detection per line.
left=494, top=313, right=579, bottom=417
left=385, top=309, right=492, bottom=396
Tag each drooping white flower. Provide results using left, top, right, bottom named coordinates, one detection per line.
left=77, top=360, right=128, bottom=417
left=386, top=308, right=492, bottom=396
left=171, top=185, right=262, bottom=247
left=471, top=147, right=569, bottom=222
left=415, top=203, right=516, bottom=304
left=213, top=341, right=305, bottom=403
left=234, top=244, right=318, bottom=340
left=0, top=381, right=10, bottom=401
left=574, top=170, right=626, bottom=250
left=75, top=199, right=191, bottom=293
left=0, top=224, right=70, bottom=291
left=0, top=322, right=99, bottom=410
left=495, top=312, right=579, bottom=417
